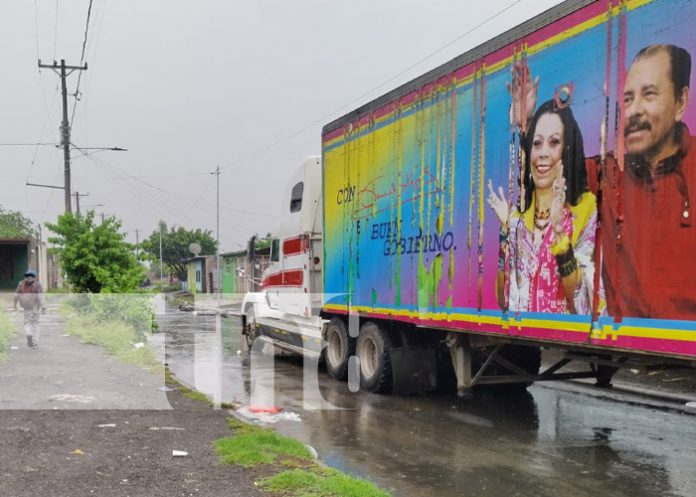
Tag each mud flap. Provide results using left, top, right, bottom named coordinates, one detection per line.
left=390, top=346, right=438, bottom=395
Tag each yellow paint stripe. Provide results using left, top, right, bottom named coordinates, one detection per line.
left=324, top=303, right=696, bottom=343
left=323, top=0, right=656, bottom=148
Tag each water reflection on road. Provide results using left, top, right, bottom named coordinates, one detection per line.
left=160, top=309, right=696, bottom=497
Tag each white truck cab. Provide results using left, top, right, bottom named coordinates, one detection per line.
left=241, top=156, right=326, bottom=356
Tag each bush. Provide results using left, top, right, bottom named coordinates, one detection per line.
left=66, top=293, right=157, bottom=340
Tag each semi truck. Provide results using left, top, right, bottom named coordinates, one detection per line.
left=242, top=0, right=696, bottom=396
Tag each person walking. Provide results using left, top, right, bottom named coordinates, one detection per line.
left=13, top=270, right=47, bottom=349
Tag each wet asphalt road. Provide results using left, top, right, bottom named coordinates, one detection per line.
left=160, top=309, right=696, bottom=497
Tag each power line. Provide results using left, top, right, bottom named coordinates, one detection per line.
left=73, top=147, right=278, bottom=219
left=52, top=0, right=59, bottom=61
left=70, top=0, right=94, bottom=126
left=224, top=0, right=521, bottom=169
left=33, top=0, right=41, bottom=61
left=0, top=143, right=57, bottom=147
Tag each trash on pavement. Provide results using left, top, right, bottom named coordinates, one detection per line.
left=158, top=386, right=176, bottom=392
left=237, top=406, right=301, bottom=424
left=97, top=424, right=116, bottom=428
left=10, top=346, right=19, bottom=350
left=149, top=426, right=185, bottom=431
left=172, top=450, right=189, bottom=457
left=71, top=449, right=85, bottom=456
left=133, top=342, right=145, bottom=349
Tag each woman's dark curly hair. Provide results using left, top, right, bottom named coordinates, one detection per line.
left=521, top=99, right=588, bottom=212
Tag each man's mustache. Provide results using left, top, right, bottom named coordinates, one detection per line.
left=624, top=117, right=651, bottom=136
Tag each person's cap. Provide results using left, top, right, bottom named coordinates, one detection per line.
left=24, top=269, right=36, bottom=277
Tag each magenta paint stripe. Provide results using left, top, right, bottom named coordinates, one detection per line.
left=323, top=306, right=696, bottom=359
left=323, top=0, right=621, bottom=144
left=590, top=335, right=696, bottom=357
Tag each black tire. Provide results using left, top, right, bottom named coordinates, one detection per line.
left=324, top=317, right=354, bottom=381
left=242, top=306, right=257, bottom=351
left=356, top=322, right=393, bottom=393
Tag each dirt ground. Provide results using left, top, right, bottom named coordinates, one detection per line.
left=0, top=310, right=266, bottom=497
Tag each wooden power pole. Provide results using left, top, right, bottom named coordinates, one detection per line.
left=38, top=59, right=88, bottom=213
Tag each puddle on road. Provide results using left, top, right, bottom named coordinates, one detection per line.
left=159, top=310, right=696, bottom=497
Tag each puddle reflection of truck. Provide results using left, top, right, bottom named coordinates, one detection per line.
left=242, top=0, right=696, bottom=396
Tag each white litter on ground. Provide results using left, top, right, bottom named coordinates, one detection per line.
left=10, top=346, right=19, bottom=350
left=172, top=450, right=189, bottom=457
left=97, top=424, right=117, bottom=428
left=149, top=426, right=185, bottom=431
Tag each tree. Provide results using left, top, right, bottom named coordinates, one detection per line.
left=254, top=232, right=274, bottom=250
left=0, top=206, right=37, bottom=239
left=140, top=222, right=217, bottom=282
left=46, top=211, right=145, bottom=293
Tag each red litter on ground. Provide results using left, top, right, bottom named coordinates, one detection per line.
left=249, top=406, right=282, bottom=414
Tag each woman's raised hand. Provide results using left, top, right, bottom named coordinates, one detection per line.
left=506, top=61, right=539, bottom=129
left=487, top=180, right=509, bottom=229
left=550, top=161, right=566, bottom=234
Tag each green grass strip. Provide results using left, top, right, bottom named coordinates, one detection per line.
left=214, top=419, right=312, bottom=467
left=259, top=467, right=391, bottom=497
left=0, top=311, right=19, bottom=361
left=216, top=417, right=390, bottom=496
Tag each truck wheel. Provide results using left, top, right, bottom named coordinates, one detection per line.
left=243, top=306, right=257, bottom=350
left=357, top=322, right=392, bottom=393
left=325, top=318, right=353, bottom=381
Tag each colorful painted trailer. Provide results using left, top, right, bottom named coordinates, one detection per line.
left=245, top=0, right=696, bottom=395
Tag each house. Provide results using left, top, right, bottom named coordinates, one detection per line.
left=182, top=255, right=218, bottom=294
left=220, top=245, right=271, bottom=295
left=0, top=237, right=59, bottom=291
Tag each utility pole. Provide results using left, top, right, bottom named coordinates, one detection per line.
left=73, top=191, right=89, bottom=215
left=159, top=225, right=164, bottom=285
left=212, top=166, right=221, bottom=306
left=38, top=59, right=88, bottom=213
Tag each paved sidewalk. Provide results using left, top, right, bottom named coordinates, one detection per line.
left=0, top=310, right=264, bottom=497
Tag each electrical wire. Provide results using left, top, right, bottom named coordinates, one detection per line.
left=53, top=0, right=59, bottom=61
left=71, top=145, right=279, bottom=220
left=69, top=0, right=94, bottom=126
left=0, top=143, right=57, bottom=147
left=33, top=0, right=41, bottom=62
left=88, top=156, right=257, bottom=234
left=223, top=0, right=522, bottom=169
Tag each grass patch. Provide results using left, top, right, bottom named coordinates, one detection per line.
left=216, top=417, right=391, bottom=496
left=0, top=311, right=19, bottom=361
left=47, top=287, right=70, bottom=294
left=259, top=468, right=391, bottom=497
left=214, top=419, right=312, bottom=467
left=63, top=312, right=161, bottom=372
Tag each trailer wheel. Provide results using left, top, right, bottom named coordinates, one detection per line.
left=357, top=322, right=392, bottom=393
left=324, top=318, right=353, bottom=381
left=242, top=306, right=257, bottom=350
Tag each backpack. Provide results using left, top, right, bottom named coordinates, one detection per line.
left=17, top=282, right=40, bottom=310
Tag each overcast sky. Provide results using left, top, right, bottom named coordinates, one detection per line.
left=1, top=0, right=563, bottom=252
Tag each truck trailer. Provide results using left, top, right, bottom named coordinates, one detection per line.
left=242, top=0, right=696, bottom=396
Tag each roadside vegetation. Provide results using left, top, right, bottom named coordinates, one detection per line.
left=215, top=417, right=391, bottom=497
left=0, top=310, right=18, bottom=361
left=61, top=294, right=161, bottom=372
